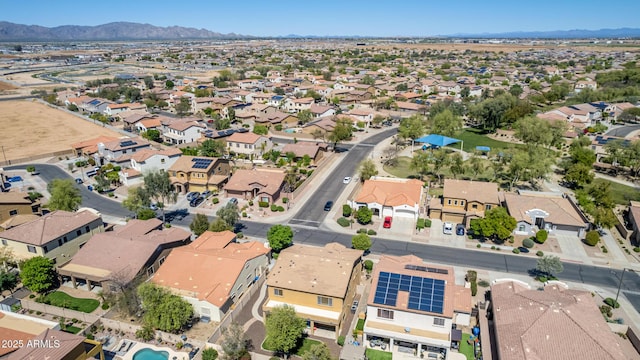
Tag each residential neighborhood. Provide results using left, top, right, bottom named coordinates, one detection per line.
left=2, top=18, right=640, bottom=360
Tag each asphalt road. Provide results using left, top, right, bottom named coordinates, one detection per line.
left=9, top=157, right=640, bottom=313
left=605, top=124, right=640, bottom=137
left=289, top=128, right=397, bottom=227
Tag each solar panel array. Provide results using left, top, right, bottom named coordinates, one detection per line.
left=120, top=140, right=137, bottom=147
left=594, top=136, right=630, bottom=146
left=373, top=271, right=445, bottom=314
left=405, top=264, right=449, bottom=275
left=192, top=158, right=213, bottom=169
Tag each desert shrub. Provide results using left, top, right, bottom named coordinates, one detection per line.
left=522, top=238, right=535, bottom=248
left=600, top=305, right=613, bottom=317
left=271, top=204, right=278, bottom=212
left=604, top=297, right=620, bottom=309
left=282, top=197, right=288, bottom=203
left=357, top=228, right=367, bottom=234
left=343, top=204, right=352, bottom=217
left=536, top=250, right=544, bottom=257
left=476, top=244, right=481, bottom=248
left=424, top=219, right=431, bottom=227
left=634, top=247, right=640, bottom=253
left=242, top=212, right=247, bottom=217
left=101, top=303, right=109, bottom=310
left=364, top=260, right=374, bottom=273
left=337, top=217, right=350, bottom=227
left=478, top=280, right=490, bottom=287
left=337, top=336, right=345, bottom=346
left=512, top=248, right=520, bottom=254
left=585, top=230, right=600, bottom=246
left=212, top=197, right=219, bottom=204
left=367, top=229, right=377, bottom=236
left=277, top=206, right=285, bottom=212
left=470, top=282, right=478, bottom=296
left=258, top=201, right=269, bottom=208
left=535, top=230, right=548, bottom=243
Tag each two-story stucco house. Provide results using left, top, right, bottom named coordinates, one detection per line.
left=263, top=243, right=362, bottom=340
left=284, top=97, right=314, bottom=113
left=94, top=138, right=151, bottom=166
left=119, top=148, right=183, bottom=186
left=225, top=132, right=271, bottom=158
left=161, top=119, right=206, bottom=145
left=428, top=179, right=500, bottom=226
left=152, top=230, right=269, bottom=322
left=0, top=210, right=104, bottom=263
left=349, top=177, right=424, bottom=221
left=363, top=255, right=471, bottom=359
left=168, top=156, right=231, bottom=194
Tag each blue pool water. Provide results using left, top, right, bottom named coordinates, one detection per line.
left=284, top=129, right=296, bottom=133
left=132, top=348, right=169, bottom=360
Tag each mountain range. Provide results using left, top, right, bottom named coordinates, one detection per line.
left=0, top=21, right=639, bottom=41
left=0, top=21, right=246, bottom=41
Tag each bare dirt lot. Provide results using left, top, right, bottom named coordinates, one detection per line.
left=0, top=81, right=17, bottom=91
left=0, top=100, right=121, bottom=162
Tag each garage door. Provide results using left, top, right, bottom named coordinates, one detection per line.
left=394, top=209, right=416, bottom=218
left=443, top=213, right=464, bottom=223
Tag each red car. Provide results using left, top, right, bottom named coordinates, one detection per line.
left=383, top=216, right=392, bottom=229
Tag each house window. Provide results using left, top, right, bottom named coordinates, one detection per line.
left=454, top=200, right=458, bottom=206
left=472, top=204, right=478, bottom=210
left=146, top=267, right=155, bottom=277
left=1, top=239, right=6, bottom=246
left=43, top=246, right=48, bottom=253
left=460, top=200, right=465, bottom=206
left=85, top=226, right=90, bottom=233
left=518, top=225, right=525, bottom=232
left=58, top=239, right=63, bottom=246
left=27, top=245, right=37, bottom=253
left=377, top=309, right=394, bottom=319
left=447, top=199, right=451, bottom=205
left=76, top=230, right=82, bottom=236
left=317, top=296, right=333, bottom=306
left=273, top=288, right=283, bottom=297
left=433, top=318, right=445, bottom=326
left=161, top=158, right=165, bottom=163
left=485, top=205, right=492, bottom=210
left=159, top=256, right=166, bottom=265
left=63, top=236, right=68, bottom=242
left=9, top=209, right=17, bottom=216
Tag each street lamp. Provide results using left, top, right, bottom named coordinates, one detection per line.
left=612, top=268, right=637, bottom=304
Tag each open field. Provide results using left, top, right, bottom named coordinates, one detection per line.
left=375, top=42, right=640, bottom=53
left=0, top=81, right=17, bottom=90
left=0, top=100, right=122, bottom=161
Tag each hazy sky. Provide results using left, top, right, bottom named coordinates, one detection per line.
left=4, top=0, right=640, bottom=37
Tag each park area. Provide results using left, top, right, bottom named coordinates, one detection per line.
left=0, top=100, right=121, bottom=162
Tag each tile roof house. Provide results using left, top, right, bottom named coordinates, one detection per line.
left=0, top=311, right=59, bottom=358
left=225, top=168, right=286, bottom=204
left=503, top=190, right=590, bottom=238
left=8, top=328, right=104, bottom=360
left=0, top=192, right=41, bottom=224
left=429, top=179, right=500, bottom=226
left=263, top=243, right=362, bottom=340
left=280, top=141, right=327, bottom=164
left=363, top=255, right=472, bottom=359
left=0, top=210, right=104, bottom=263
left=151, top=230, right=269, bottom=322
left=58, top=219, right=190, bottom=292
left=94, top=137, right=152, bottom=166
left=490, top=280, right=627, bottom=360
left=225, top=132, right=271, bottom=157
left=119, top=148, right=183, bottom=186
left=161, top=118, right=206, bottom=145
left=70, top=136, right=119, bottom=157
left=168, top=156, right=231, bottom=194
left=349, top=177, right=424, bottom=220
left=284, top=97, right=315, bottom=113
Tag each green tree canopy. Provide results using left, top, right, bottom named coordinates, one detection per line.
left=209, top=218, right=232, bottom=232
left=429, top=109, right=462, bottom=138
left=0, top=270, right=18, bottom=294
left=200, top=139, right=226, bottom=157
left=536, top=255, right=564, bottom=277
left=141, top=129, right=161, bottom=142
left=265, top=305, right=306, bottom=357
left=302, top=343, right=333, bottom=360
left=217, top=203, right=240, bottom=229
left=137, top=283, right=193, bottom=333
left=220, top=323, right=249, bottom=360
left=20, top=256, right=57, bottom=293
left=355, top=207, right=373, bottom=225
left=190, top=214, right=210, bottom=236
left=351, top=233, right=372, bottom=251
left=398, top=115, right=426, bottom=141
left=359, top=159, right=378, bottom=182
left=267, top=225, right=294, bottom=252
left=142, top=170, right=177, bottom=223
left=469, top=207, right=516, bottom=242
left=47, top=179, right=82, bottom=212
left=297, top=110, right=313, bottom=125
left=328, top=117, right=353, bottom=148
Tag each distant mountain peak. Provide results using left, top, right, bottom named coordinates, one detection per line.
left=0, top=21, right=248, bottom=41
left=444, top=27, right=640, bottom=39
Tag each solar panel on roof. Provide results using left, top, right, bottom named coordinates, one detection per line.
left=373, top=272, right=446, bottom=314
left=120, top=140, right=137, bottom=147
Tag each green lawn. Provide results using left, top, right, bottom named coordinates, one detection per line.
left=366, top=348, right=392, bottom=360
left=356, top=318, right=365, bottom=331
left=451, top=128, right=524, bottom=153
left=61, top=325, right=82, bottom=334
left=383, top=156, right=416, bottom=178
left=262, top=336, right=322, bottom=356
left=383, top=155, right=496, bottom=182
left=460, top=333, right=475, bottom=360
left=41, top=291, right=99, bottom=313
left=588, top=178, right=640, bottom=205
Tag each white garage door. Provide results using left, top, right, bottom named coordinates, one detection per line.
left=394, top=209, right=416, bottom=218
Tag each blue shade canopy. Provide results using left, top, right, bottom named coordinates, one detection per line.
left=476, top=146, right=491, bottom=152
left=415, top=134, right=461, bottom=147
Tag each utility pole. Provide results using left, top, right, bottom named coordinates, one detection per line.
left=1, top=146, right=7, bottom=165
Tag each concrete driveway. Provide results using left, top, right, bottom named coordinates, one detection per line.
left=379, top=216, right=415, bottom=237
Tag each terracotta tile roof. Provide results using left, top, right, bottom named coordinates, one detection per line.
left=491, top=281, right=627, bottom=360
left=226, top=132, right=262, bottom=144
left=281, top=142, right=324, bottom=158
left=0, top=210, right=100, bottom=246
left=0, top=214, right=40, bottom=230
left=504, top=191, right=588, bottom=227
left=130, top=148, right=182, bottom=163
left=101, top=138, right=150, bottom=151
left=8, top=328, right=85, bottom=360
left=443, top=179, right=499, bottom=205
left=152, top=231, right=269, bottom=307
left=355, top=178, right=423, bottom=207
left=59, top=219, right=189, bottom=283
left=70, top=136, right=119, bottom=150
left=292, top=97, right=314, bottom=104
left=167, top=119, right=205, bottom=132
left=309, top=104, right=334, bottom=114
left=267, top=243, right=362, bottom=298
left=367, top=255, right=471, bottom=318
left=225, top=168, right=285, bottom=196
left=138, top=118, right=162, bottom=129
left=0, top=312, right=54, bottom=357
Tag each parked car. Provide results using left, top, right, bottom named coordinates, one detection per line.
left=7, top=176, right=22, bottom=183
left=443, top=222, right=453, bottom=235
left=75, top=178, right=83, bottom=184
left=228, top=197, right=238, bottom=205
left=323, top=200, right=334, bottom=211
left=351, top=300, right=359, bottom=313
left=201, top=190, right=212, bottom=198
left=383, top=216, right=392, bottom=229
left=190, top=196, right=204, bottom=207
left=343, top=176, right=352, bottom=184
left=456, top=224, right=465, bottom=236
left=149, top=203, right=159, bottom=211
left=186, top=192, right=200, bottom=201
left=518, top=246, right=530, bottom=253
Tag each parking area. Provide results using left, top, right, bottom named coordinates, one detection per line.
left=379, top=216, right=415, bottom=236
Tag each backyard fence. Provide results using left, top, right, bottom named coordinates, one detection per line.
left=20, top=298, right=101, bottom=323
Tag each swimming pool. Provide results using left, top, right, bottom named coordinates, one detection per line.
left=132, top=348, right=169, bottom=360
